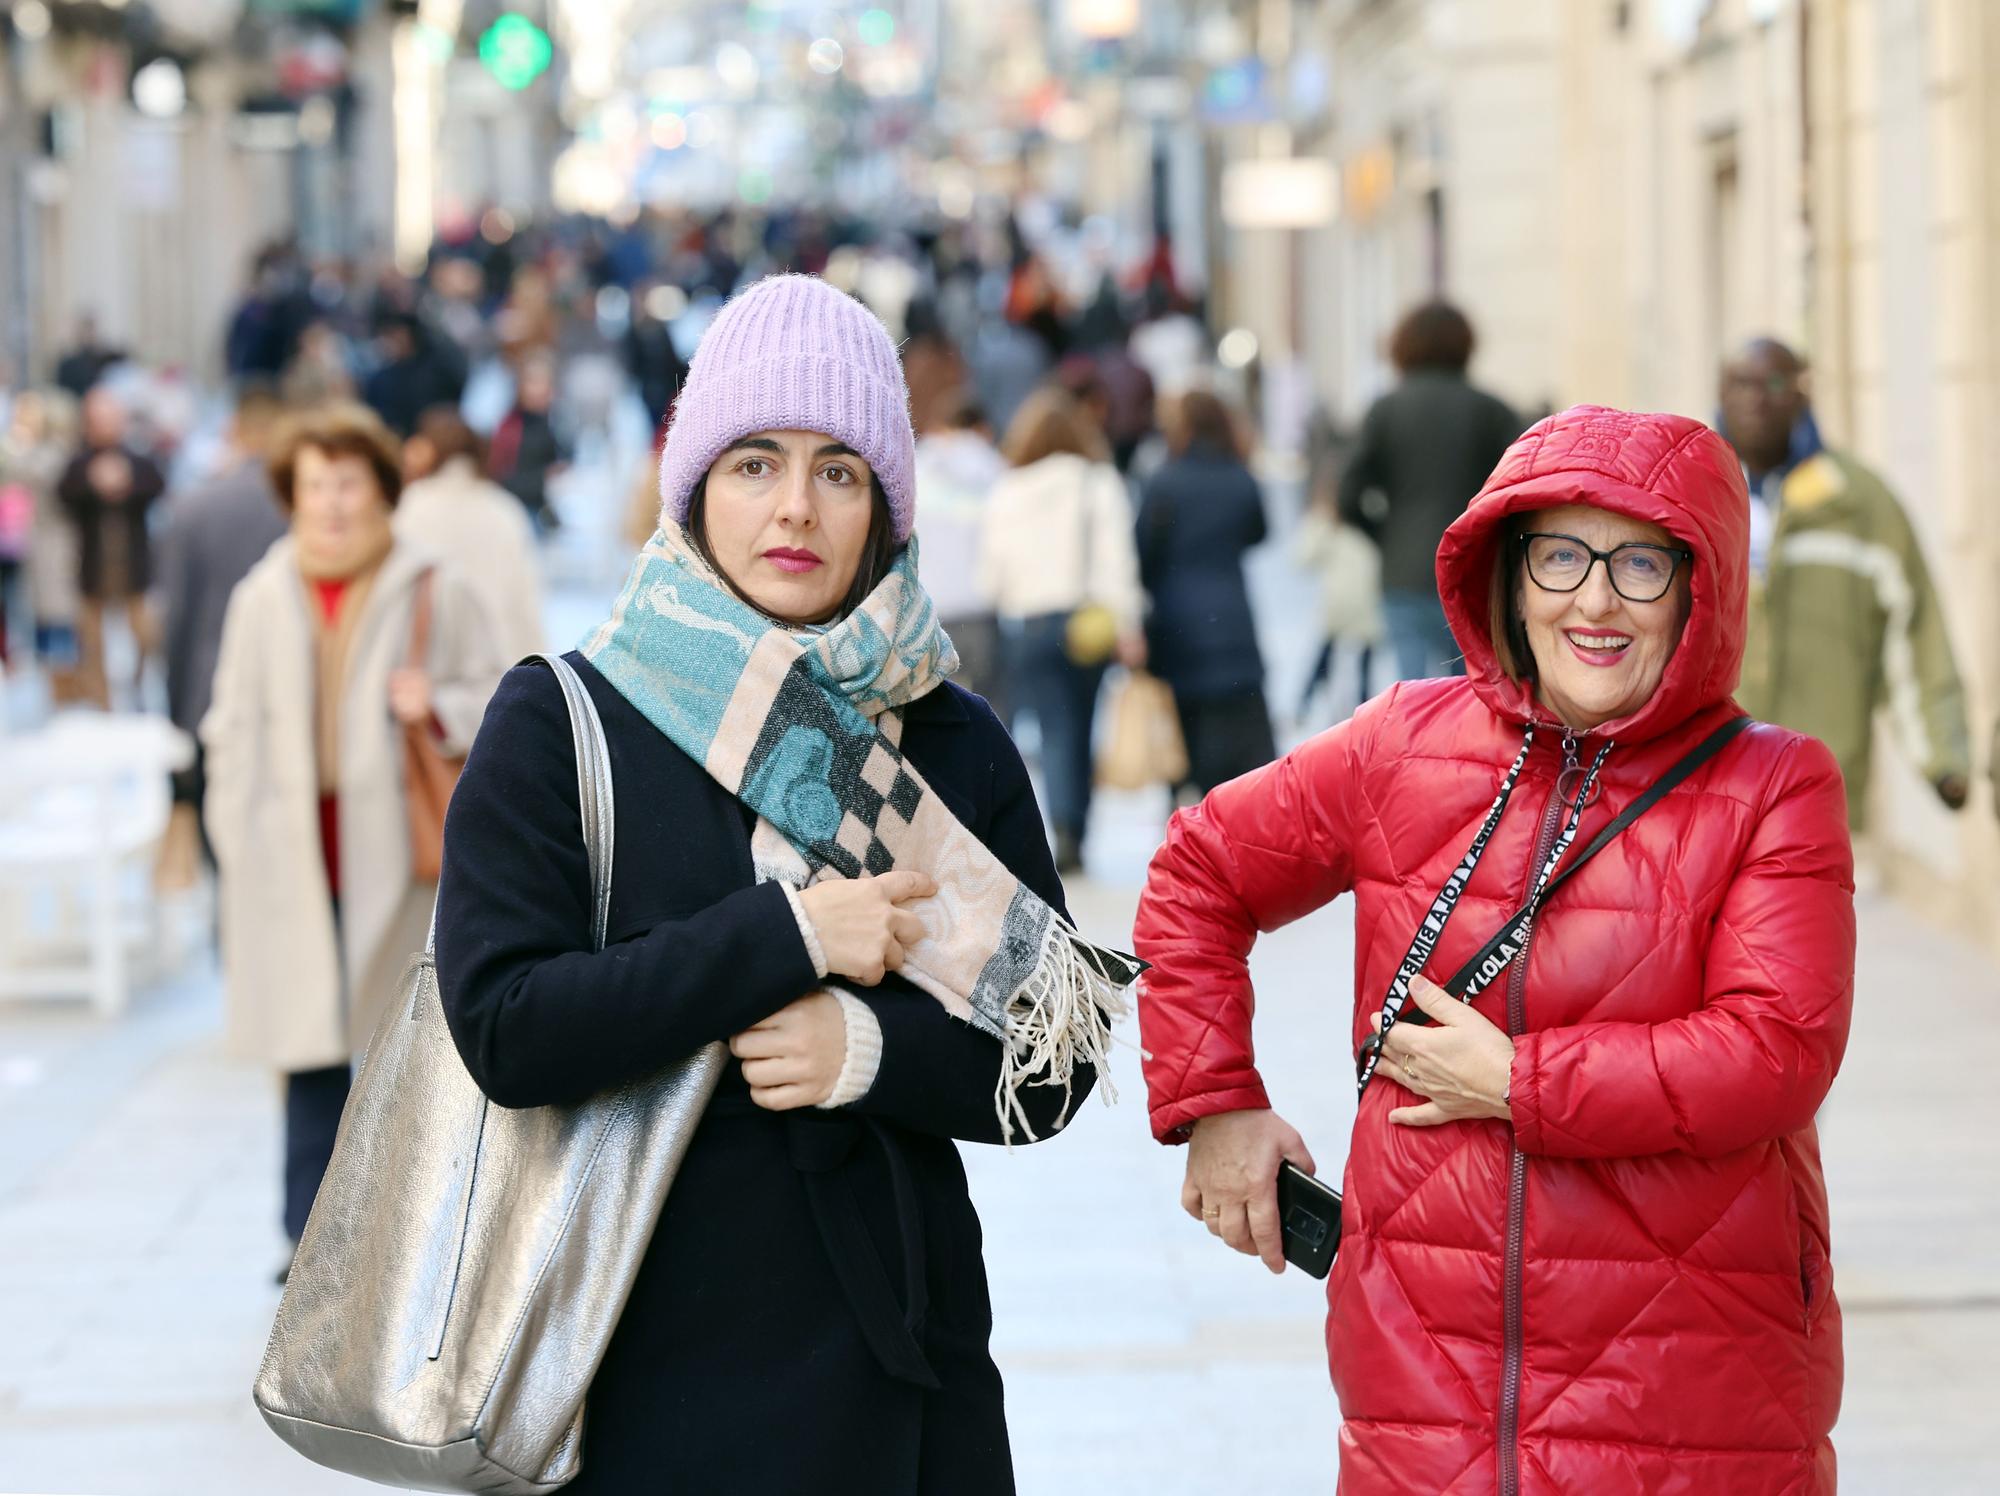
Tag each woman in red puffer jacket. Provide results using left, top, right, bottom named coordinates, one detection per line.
left=1134, top=406, right=1851, bottom=1495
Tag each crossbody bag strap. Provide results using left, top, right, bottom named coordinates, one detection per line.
left=1357, top=714, right=1754, bottom=1093
left=1436, top=713, right=1753, bottom=1003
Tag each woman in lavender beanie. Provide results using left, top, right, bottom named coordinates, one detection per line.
left=431, top=273, right=1141, bottom=1493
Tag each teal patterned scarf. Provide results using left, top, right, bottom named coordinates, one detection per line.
left=583, top=523, right=1142, bottom=1138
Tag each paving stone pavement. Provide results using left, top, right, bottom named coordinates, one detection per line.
left=1, top=793, right=1994, bottom=1495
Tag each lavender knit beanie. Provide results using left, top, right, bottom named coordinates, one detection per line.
left=657, top=274, right=917, bottom=542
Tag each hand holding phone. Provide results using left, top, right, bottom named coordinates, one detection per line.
left=1276, top=1161, right=1342, bottom=1279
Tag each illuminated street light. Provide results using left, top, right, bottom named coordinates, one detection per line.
left=12, top=1, right=51, bottom=40
left=132, top=58, right=188, bottom=120
left=1067, top=0, right=1138, bottom=41
left=1217, top=328, right=1260, bottom=370
left=715, top=42, right=759, bottom=96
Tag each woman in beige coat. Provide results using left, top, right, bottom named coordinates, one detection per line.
left=393, top=406, right=546, bottom=665
left=201, top=403, right=502, bottom=1264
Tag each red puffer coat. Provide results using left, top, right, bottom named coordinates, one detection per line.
left=1135, top=407, right=1853, bottom=1494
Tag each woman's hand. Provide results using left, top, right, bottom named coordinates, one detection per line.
left=797, top=871, right=936, bottom=986
left=388, top=667, right=433, bottom=727
left=1183, top=1109, right=1317, bottom=1274
left=729, top=991, right=847, bottom=1110
left=1374, top=975, right=1515, bottom=1127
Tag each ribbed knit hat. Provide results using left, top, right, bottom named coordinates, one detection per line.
left=657, top=274, right=917, bottom=541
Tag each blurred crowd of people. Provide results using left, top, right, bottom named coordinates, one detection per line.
left=0, top=193, right=1991, bottom=1313
left=1, top=198, right=1988, bottom=916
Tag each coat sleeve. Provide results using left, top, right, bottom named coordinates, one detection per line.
left=1240, top=473, right=1269, bottom=549
left=426, top=568, right=508, bottom=755
left=434, top=663, right=821, bottom=1108
left=1990, top=716, right=1999, bottom=823
left=1090, top=463, right=1145, bottom=633
left=1508, top=735, right=1855, bottom=1160
left=1869, top=485, right=1972, bottom=789
left=198, top=581, right=260, bottom=875
left=1336, top=401, right=1385, bottom=531
left=975, top=479, right=1010, bottom=612
left=55, top=456, right=90, bottom=517
left=1133, top=691, right=1386, bottom=1142
left=1133, top=479, right=1169, bottom=595
left=152, top=501, right=196, bottom=729
left=841, top=694, right=1098, bottom=1145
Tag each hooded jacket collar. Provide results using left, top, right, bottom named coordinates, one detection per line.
left=1434, top=405, right=1750, bottom=747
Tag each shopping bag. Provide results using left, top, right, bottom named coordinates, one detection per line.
left=1096, top=671, right=1189, bottom=791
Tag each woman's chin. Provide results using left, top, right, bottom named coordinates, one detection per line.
left=1543, top=672, right=1648, bottom=729
left=746, top=579, right=839, bottom=625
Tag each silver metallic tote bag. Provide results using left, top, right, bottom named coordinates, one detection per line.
left=254, top=652, right=727, bottom=1493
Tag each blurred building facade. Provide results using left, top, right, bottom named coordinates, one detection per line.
left=0, top=1, right=561, bottom=385
left=1198, top=0, right=1999, bottom=932
left=1562, top=0, right=1999, bottom=924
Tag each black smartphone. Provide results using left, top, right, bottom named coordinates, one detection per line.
left=1276, top=1161, right=1341, bottom=1279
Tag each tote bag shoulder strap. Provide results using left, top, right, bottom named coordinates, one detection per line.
left=423, top=652, right=615, bottom=956
left=530, top=652, right=617, bottom=952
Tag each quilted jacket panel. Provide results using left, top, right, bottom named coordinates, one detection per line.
left=1135, top=408, right=1854, bottom=1494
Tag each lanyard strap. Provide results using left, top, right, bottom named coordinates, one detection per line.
left=1352, top=726, right=1540, bottom=1094
left=1441, top=714, right=1751, bottom=1001
left=1354, top=713, right=1754, bottom=1097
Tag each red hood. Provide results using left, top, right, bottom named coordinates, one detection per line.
left=1435, top=404, right=1749, bottom=746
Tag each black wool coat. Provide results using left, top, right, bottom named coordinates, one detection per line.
left=1335, top=369, right=1525, bottom=595
left=434, top=653, right=1090, bottom=1496
left=1136, top=446, right=1270, bottom=701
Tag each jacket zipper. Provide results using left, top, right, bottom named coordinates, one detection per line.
left=1498, top=727, right=1575, bottom=1496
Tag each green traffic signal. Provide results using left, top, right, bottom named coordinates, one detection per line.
left=479, top=14, right=553, bottom=92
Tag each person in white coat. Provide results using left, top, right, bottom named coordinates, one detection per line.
left=979, top=387, right=1144, bottom=872
left=393, top=406, right=546, bottom=664
left=201, top=402, right=503, bottom=1268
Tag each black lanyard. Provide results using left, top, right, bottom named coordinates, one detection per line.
left=1354, top=714, right=1752, bottom=1097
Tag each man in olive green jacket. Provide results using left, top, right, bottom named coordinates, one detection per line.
left=1720, top=339, right=1971, bottom=829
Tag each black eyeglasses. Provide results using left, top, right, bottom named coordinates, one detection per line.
left=1519, top=532, right=1691, bottom=604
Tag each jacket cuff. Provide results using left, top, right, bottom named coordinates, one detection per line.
left=1148, top=1080, right=1272, bottom=1145
left=780, top=883, right=829, bottom=980
left=816, top=987, right=882, bottom=1109
left=1507, top=1036, right=1545, bottom=1154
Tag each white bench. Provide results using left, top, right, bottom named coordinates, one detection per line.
left=0, top=713, right=194, bottom=1016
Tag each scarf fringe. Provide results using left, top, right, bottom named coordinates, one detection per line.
left=991, top=920, right=1134, bottom=1146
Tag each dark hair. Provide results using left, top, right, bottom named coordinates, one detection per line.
left=1487, top=518, right=1535, bottom=684
left=1390, top=301, right=1476, bottom=374
left=268, top=401, right=404, bottom=511
left=414, top=405, right=488, bottom=472
left=684, top=472, right=899, bottom=624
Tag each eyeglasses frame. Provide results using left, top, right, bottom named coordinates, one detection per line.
left=1516, top=531, right=1693, bottom=604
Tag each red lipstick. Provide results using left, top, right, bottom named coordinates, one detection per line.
left=763, top=547, right=823, bottom=574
